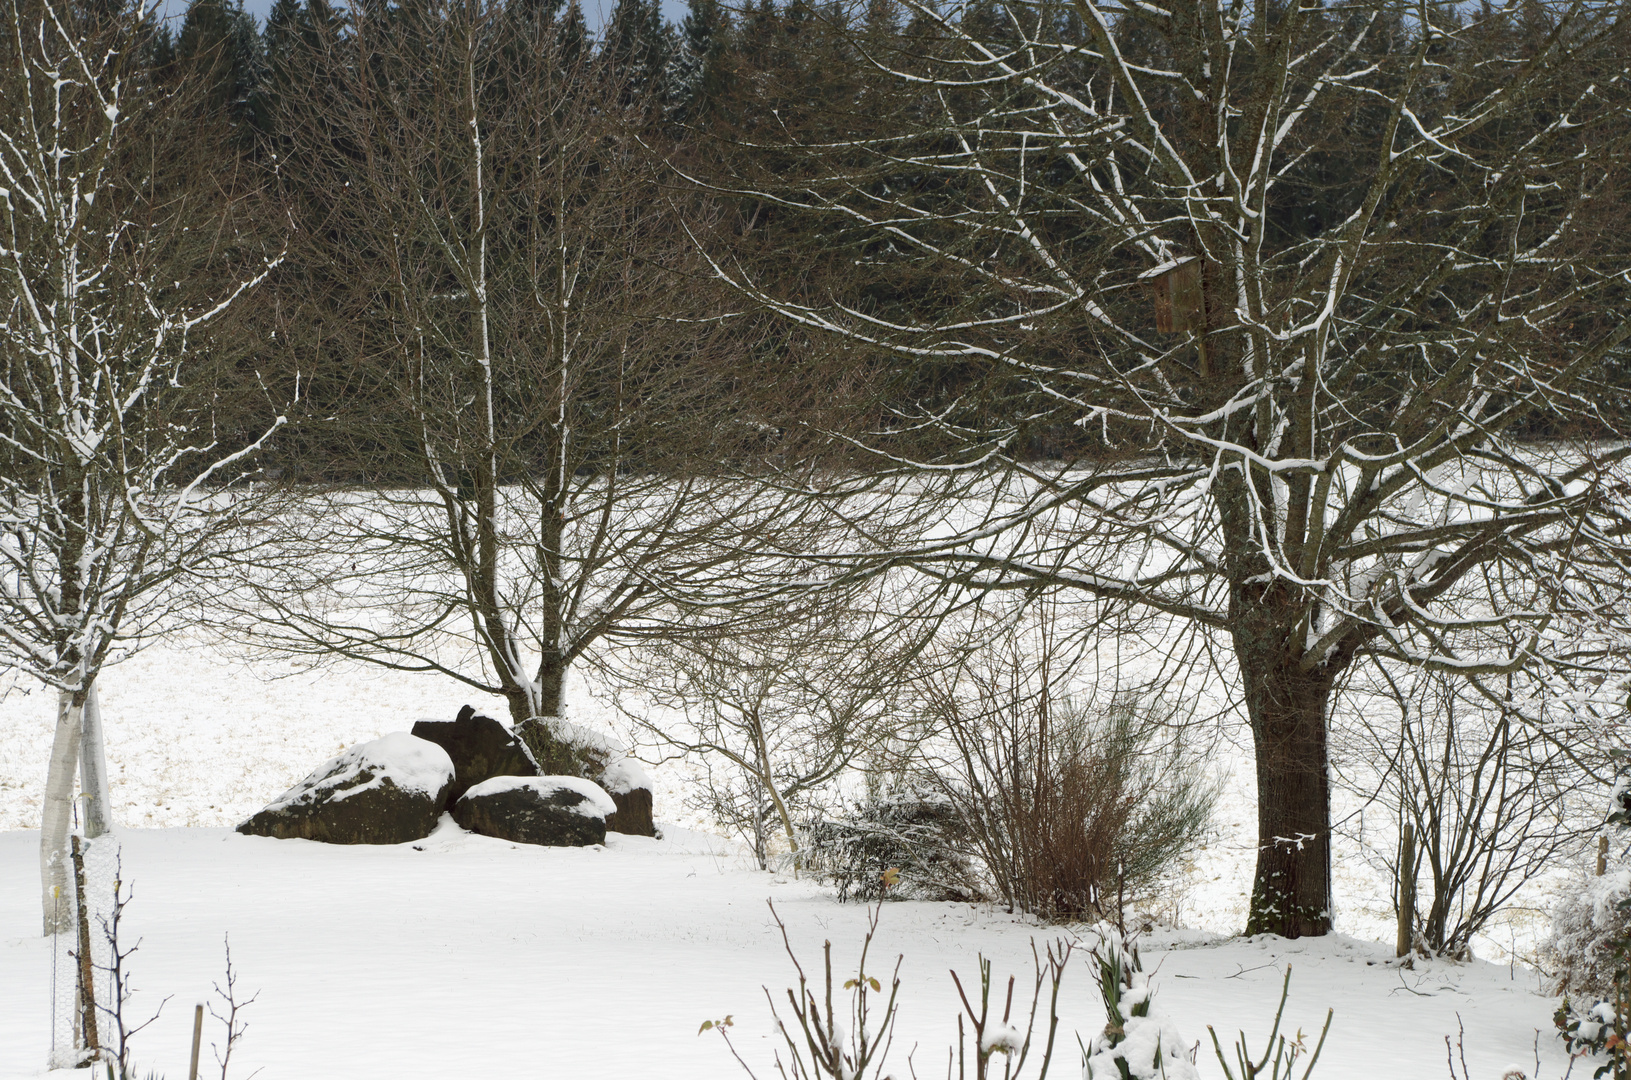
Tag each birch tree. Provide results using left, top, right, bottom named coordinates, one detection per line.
left=0, top=0, right=281, bottom=933
left=695, top=0, right=1631, bottom=936
left=237, top=0, right=815, bottom=731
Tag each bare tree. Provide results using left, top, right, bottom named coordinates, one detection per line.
left=233, top=0, right=818, bottom=736
left=616, top=585, right=924, bottom=868
left=1336, top=664, right=1598, bottom=957
left=0, top=0, right=281, bottom=934
left=689, top=0, right=1631, bottom=935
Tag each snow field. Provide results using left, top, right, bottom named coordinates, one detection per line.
left=0, top=626, right=1587, bottom=1077
left=0, top=825, right=1574, bottom=1079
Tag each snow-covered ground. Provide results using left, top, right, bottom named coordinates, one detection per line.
left=0, top=628, right=1588, bottom=1078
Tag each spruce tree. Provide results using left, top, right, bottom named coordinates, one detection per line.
left=604, top=0, right=669, bottom=104
left=175, top=0, right=266, bottom=135
left=556, top=0, right=588, bottom=76
left=666, top=0, right=728, bottom=122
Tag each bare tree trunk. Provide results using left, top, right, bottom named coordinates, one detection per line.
left=537, top=659, right=566, bottom=720
left=1397, top=820, right=1416, bottom=958
left=1241, top=656, right=1336, bottom=938
left=40, top=690, right=83, bottom=935
left=752, top=713, right=800, bottom=874
left=78, top=684, right=112, bottom=839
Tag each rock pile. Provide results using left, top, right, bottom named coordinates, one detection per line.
left=238, top=708, right=655, bottom=848
left=411, top=705, right=537, bottom=809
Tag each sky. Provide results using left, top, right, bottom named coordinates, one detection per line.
left=149, top=0, right=692, bottom=34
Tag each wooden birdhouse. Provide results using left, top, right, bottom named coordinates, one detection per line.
left=1140, top=256, right=1205, bottom=334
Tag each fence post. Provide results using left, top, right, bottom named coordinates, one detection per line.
left=1396, top=820, right=1416, bottom=958
left=189, top=1003, right=204, bottom=1080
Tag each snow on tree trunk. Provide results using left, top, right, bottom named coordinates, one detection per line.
left=0, top=0, right=280, bottom=940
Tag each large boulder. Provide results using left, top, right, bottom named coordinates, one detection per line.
left=513, top=716, right=656, bottom=836
left=237, top=733, right=453, bottom=845
left=599, top=757, right=657, bottom=838
left=452, top=776, right=614, bottom=847
left=411, top=705, right=537, bottom=810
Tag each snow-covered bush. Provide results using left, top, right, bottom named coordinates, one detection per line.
left=1083, top=926, right=1201, bottom=1080
left=800, top=790, right=979, bottom=903
left=1545, top=868, right=1631, bottom=1005
left=1556, top=997, right=1628, bottom=1075
left=1543, top=767, right=1631, bottom=1079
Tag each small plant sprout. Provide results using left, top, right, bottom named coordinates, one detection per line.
left=709, top=900, right=903, bottom=1080
left=1082, top=925, right=1200, bottom=1080
left=96, top=860, right=172, bottom=1080
left=209, top=935, right=260, bottom=1080
left=1206, top=967, right=1331, bottom=1080
left=948, top=939, right=1069, bottom=1080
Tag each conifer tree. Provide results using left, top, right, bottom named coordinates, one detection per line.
left=603, top=0, right=669, bottom=103
left=556, top=0, right=587, bottom=75
left=666, top=0, right=728, bottom=121
left=175, top=0, right=266, bottom=134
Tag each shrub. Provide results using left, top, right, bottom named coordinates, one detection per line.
left=1544, top=772, right=1631, bottom=1079
left=707, top=909, right=1327, bottom=1080
left=919, top=688, right=1218, bottom=923
left=800, top=790, right=980, bottom=903
left=1545, top=869, right=1631, bottom=1005
left=1339, top=666, right=1600, bottom=959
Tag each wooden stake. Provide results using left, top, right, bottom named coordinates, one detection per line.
left=189, top=1003, right=204, bottom=1080
left=1599, top=834, right=1610, bottom=877
left=71, top=835, right=100, bottom=1055
left=1396, top=820, right=1416, bottom=958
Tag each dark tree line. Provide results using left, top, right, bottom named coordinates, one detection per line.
left=72, top=0, right=1631, bottom=472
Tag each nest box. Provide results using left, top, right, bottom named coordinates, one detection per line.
left=1139, top=256, right=1205, bottom=333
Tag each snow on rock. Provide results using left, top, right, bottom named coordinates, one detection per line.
left=465, top=775, right=616, bottom=818
left=600, top=755, right=653, bottom=796
left=304, top=733, right=454, bottom=803
left=453, top=775, right=614, bottom=847
left=236, top=733, right=454, bottom=845
left=512, top=715, right=657, bottom=836
left=410, top=706, right=537, bottom=809
left=514, top=715, right=626, bottom=777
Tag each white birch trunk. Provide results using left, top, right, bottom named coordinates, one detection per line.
left=78, top=684, right=111, bottom=840
left=39, top=690, right=82, bottom=935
